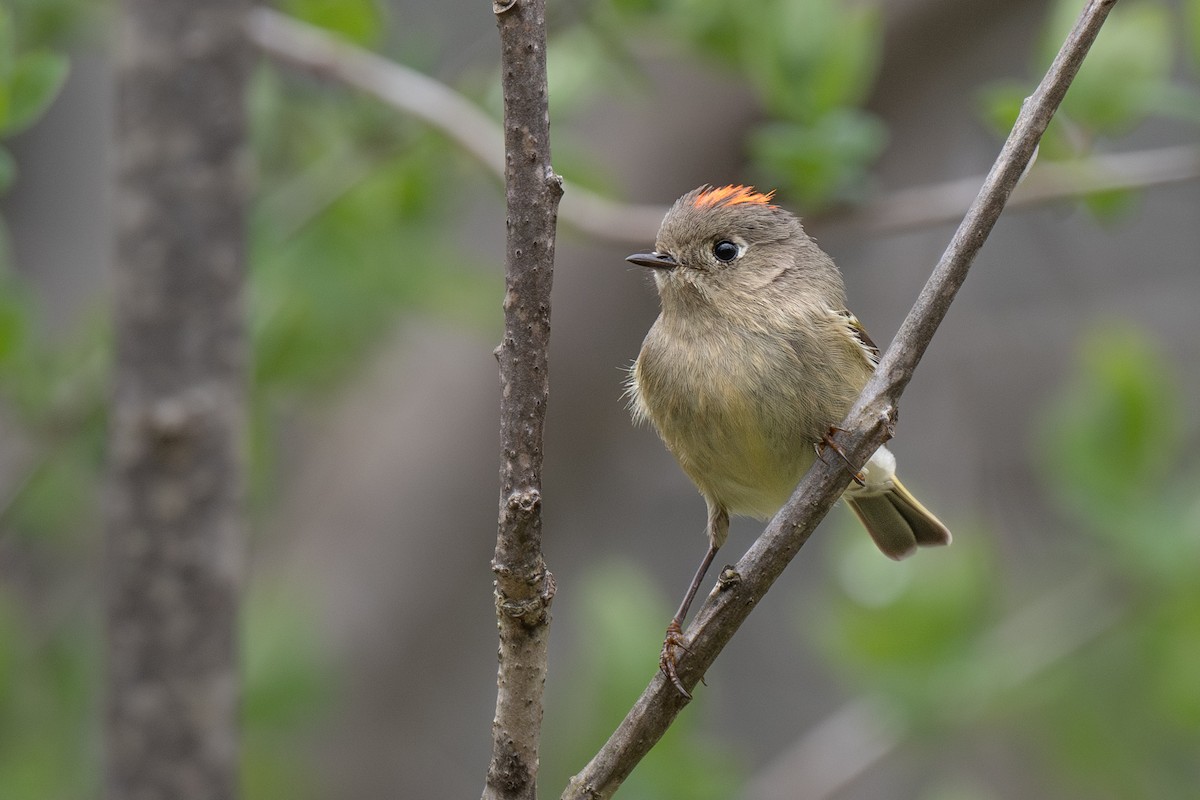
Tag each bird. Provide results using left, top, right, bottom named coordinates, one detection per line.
left=624, top=184, right=951, bottom=697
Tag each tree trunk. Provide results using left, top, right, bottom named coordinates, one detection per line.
left=106, top=2, right=251, bottom=798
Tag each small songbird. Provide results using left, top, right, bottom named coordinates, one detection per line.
left=625, top=185, right=951, bottom=697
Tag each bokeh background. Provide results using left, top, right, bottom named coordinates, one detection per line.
left=2, top=0, right=1199, bottom=798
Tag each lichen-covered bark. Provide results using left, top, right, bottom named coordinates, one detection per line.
left=106, top=2, right=251, bottom=798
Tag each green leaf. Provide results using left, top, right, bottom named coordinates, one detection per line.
left=822, top=534, right=993, bottom=669
left=3, top=0, right=97, bottom=47
left=978, top=84, right=1086, bottom=161
left=547, top=28, right=622, bottom=117
left=0, top=8, right=14, bottom=80
left=1, top=50, right=69, bottom=135
left=1040, top=0, right=1174, bottom=134
left=1079, top=185, right=1137, bottom=223
left=280, top=0, right=383, bottom=46
left=815, top=531, right=997, bottom=726
left=1144, top=589, right=1200, bottom=728
left=0, top=268, right=26, bottom=363
left=243, top=588, right=330, bottom=731
left=750, top=109, right=887, bottom=209
left=1037, top=325, right=1182, bottom=539
left=736, top=0, right=880, bottom=120
left=666, top=0, right=743, bottom=62
left=977, top=81, right=1025, bottom=136
left=4, top=442, right=98, bottom=543
left=1187, top=0, right=1200, bottom=68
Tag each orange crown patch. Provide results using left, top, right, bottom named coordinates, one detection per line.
left=692, top=184, right=777, bottom=210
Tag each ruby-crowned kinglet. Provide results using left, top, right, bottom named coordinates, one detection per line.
left=625, top=185, right=951, bottom=696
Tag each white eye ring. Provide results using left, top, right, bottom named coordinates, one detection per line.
left=712, top=239, right=741, bottom=262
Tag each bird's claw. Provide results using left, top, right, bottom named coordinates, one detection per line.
left=660, top=620, right=692, bottom=699
left=816, top=427, right=865, bottom=486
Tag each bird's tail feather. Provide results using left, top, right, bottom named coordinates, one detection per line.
left=844, top=476, right=952, bottom=560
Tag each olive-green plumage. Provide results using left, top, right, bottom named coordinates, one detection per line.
left=626, top=185, right=951, bottom=560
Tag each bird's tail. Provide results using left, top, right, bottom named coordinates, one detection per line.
left=844, top=475, right=952, bottom=560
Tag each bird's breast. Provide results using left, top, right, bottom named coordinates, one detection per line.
left=632, top=318, right=820, bottom=517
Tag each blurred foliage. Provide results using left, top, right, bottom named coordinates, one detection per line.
left=981, top=0, right=1200, bottom=142
left=280, top=0, right=385, bottom=46
left=0, top=6, right=71, bottom=194
left=246, top=64, right=500, bottom=503
left=811, top=324, right=1200, bottom=798
left=574, top=0, right=887, bottom=208
left=542, top=560, right=743, bottom=800
left=818, top=533, right=1000, bottom=731
left=241, top=584, right=334, bottom=800
left=0, top=1, right=494, bottom=797
left=980, top=0, right=1200, bottom=220
left=0, top=1, right=1197, bottom=798
left=0, top=20, right=104, bottom=795
left=1191, top=0, right=1200, bottom=67
left=0, top=593, right=97, bottom=800
left=1, top=0, right=101, bottom=47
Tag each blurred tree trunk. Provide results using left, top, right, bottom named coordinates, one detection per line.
left=105, top=2, right=251, bottom=798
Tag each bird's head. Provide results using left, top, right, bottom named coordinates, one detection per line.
left=626, top=185, right=829, bottom=313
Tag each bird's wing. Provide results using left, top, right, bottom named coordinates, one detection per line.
left=834, top=308, right=881, bottom=369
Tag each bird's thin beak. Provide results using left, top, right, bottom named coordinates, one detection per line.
left=626, top=251, right=678, bottom=271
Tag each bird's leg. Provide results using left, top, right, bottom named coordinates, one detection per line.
left=661, top=544, right=718, bottom=699
left=661, top=506, right=727, bottom=699
left=816, top=426, right=865, bottom=486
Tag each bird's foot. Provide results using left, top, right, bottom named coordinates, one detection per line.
left=660, top=620, right=692, bottom=699
left=816, top=427, right=865, bottom=486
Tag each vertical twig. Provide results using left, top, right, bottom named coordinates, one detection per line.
left=106, top=1, right=251, bottom=798
left=562, top=1, right=1120, bottom=797
left=484, top=0, right=563, bottom=799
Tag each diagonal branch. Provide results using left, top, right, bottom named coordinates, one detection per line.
left=483, top=1, right=562, bottom=799
left=561, top=1, right=1121, bottom=797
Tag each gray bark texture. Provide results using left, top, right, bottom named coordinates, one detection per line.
left=106, top=2, right=251, bottom=798
left=484, top=0, right=563, bottom=798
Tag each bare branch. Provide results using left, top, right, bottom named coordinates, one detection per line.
left=483, top=1, right=562, bottom=799
left=859, top=144, right=1200, bottom=232
left=248, top=7, right=1197, bottom=245
left=561, top=2, right=1121, bottom=797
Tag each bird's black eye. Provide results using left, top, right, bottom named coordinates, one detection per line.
left=712, top=240, right=739, bottom=262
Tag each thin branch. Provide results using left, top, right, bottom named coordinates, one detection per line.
left=245, top=7, right=663, bottom=243
left=483, top=1, right=562, bottom=799
left=561, top=2, right=1121, bottom=797
left=248, top=7, right=1197, bottom=245
left=857, top=144, right=1200, bottom=232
